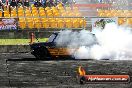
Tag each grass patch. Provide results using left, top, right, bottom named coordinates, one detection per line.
left=0, top=38, right=49, bottom=45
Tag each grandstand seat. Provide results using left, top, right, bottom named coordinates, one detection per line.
left=39, top=11, right=46, bottom=16
left=45, top=7, right=50, bottom=11
left=39, top=9, right=45, bottom=13
left=113, top=13, right=118, bottom=17
left=50, top=19, right=58, bottom=28
left=53, top=12, right=60, bottom=17
left=110, top=10, right=116, bottom=14
left=25, top=10, right=30, bottom=13
left=120, top=13, right=125, bottom=17
left=65, top=20, right=72, bottom=28
left=60, top=10, right=65, bottom=13
left=47, top=12, right=53, bottom=17
left=126, top=18, right=132, bottom=25
left=73, top=19, right=80, bottom=28
left=34, top=18, right=42, bottom=28
left=19, top=18, right=26, bottom=29
left=18, top=9, right=23, bottom=12
left=18, top=6, right=23, bottom=10
left=80, top=19, right=86, bottom=28
left=126, top=11, right=131, bottom=17
left=11, top=10, right=17, bottom=17
left=68, top=12, right=74, bottom=16
left=99, top=13, right=104, bottom=17
left=32, top=9, right=38, bottom=13
left=130, top=10, right=132, bottom=14
left=75, top=13, right=81, bottom=17
left=32, top=13, right=39, bottom=17
left=57, top=3, right=63, bottom=8
left=57, top=19, right=65, bottom=28
left=11, top=13, right=17, bottom=17
left=66, top=10, right=70, bottom=14
left=66, top=7, right=71, bottom=11
left=0, top=11, right=2, bottom=17
left=31, top=4, right=34, bottom=7
left=32, top=10, right=39, bottom=17
left=18, top=11, right=24, bottom=16
left=123, top=10, right=129, bottom=14
left=106, top=13, right=112, bottom=17
left=46, top=10, right=52, bottom=14
left=39, top=7, right=44, bottom=10
left=4, top=11, right=10, bottom=17
left=26, top=18, right=34, bottom=28
left=73, top=7, right=79, bottom=11
left=104, top=10, right=110, bottom=14
left=58, top=6, right=64, bottom=10
left=25, top=13, right=32, bottom=17
left=52, top=9, right=59, bottom=14
left=61, top=12, right=67, bottom=16
left=118, top=18, right=124, bottom=25
left=41, top=18, right=50, bottom=28
left=32, top=7, right=37, bottom=11
left=51, top=6, right=57, bottom=11
left=32, top=9, right=38, bottom=14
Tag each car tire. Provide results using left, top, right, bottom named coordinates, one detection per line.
left=31, top=49, right=41, bottom=59
left=31, top=47, right=51, bottom=60
left=33, top=53, right=40, bottom=59
left=38, top=46, right=51, bottom=60
left=80, top=76, right=86, bottom=84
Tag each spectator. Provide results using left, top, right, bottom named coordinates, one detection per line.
left=41, top=0, right=47, bottom=7
left=46, top=0, right=55, bottom=7
left=62, top=0, right=75, bottom=7
left=24, top=0, right=30, bottom=7
left=54, top=0, right=57, bottom=6
left=57, top=0, right=64, bottom=6
left=0, top=0, right=4, bottom=10
left=17, top=0, right=22, bottom=6
left=0, top=0, right=4, bottom=17
left=62, top=0, right=68, bottom=5
left=10, top=0, right=17, bottom=7
left=34, top=0, right=43, bottom=7
left=98, top=0, right=103, bottom=3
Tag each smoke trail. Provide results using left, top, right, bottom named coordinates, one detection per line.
left=55, top=23, right=132, bottom=60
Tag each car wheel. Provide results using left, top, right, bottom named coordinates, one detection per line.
left=38, top=47, right=51, bottom=60
left=33, top=53, right=40, bottom=59
left=80, top=76, right=86, bottom=84
left=31, top=50, right=41, bottom=59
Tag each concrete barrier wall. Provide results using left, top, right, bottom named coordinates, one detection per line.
left=0, top=30, right=54, bottom=39
left=0, top=45, right=30, bottom=53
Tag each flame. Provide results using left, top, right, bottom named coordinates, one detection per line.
left=78, top=66, right=86, bottom=76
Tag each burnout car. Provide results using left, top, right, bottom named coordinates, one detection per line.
left=30, top=32, right=97, bottom=59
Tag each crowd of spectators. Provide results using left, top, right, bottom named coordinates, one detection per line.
left=0, top=0, right=74, bottom=8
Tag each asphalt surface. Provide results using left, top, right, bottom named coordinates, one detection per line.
left=0, top=53, right=132, bottom=88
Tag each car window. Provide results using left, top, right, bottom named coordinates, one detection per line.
left=48, top=34, right=56, bottom=42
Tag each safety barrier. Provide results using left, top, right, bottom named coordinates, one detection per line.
left=0, top=16, right=132, bottom=31
left=97, top=9, right=132, bottom=25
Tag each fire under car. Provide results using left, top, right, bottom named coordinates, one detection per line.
left=30, top=32, right=97, bottom=59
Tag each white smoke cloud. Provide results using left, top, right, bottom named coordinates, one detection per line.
left=55, top=23, right=132, bottom=60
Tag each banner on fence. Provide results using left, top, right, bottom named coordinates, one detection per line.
left=0, top=18, right=18, bottom=30
left=91, top=18, right=117, bottom=29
